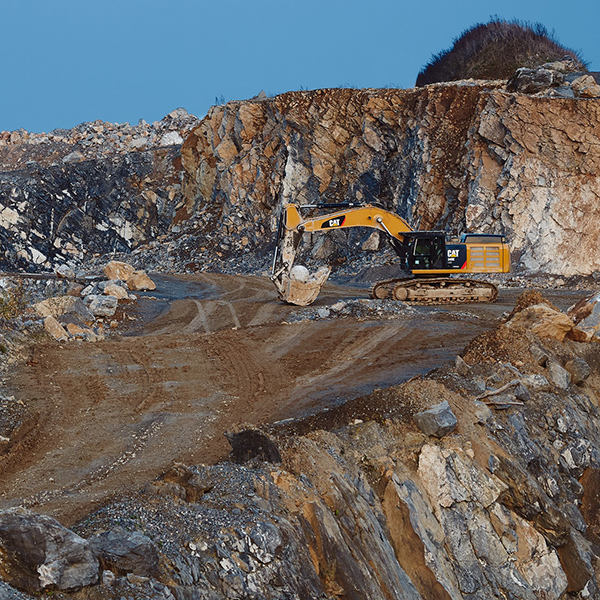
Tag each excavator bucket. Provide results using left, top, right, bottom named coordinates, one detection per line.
left=270, top=205, right=332, bottom=306
left=273, top=265, right=331, bottom=306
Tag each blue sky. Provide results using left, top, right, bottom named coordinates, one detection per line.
left=1, top=0, right=598, bottom=133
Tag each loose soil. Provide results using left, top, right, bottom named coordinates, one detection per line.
left=0, top=273, right=588, bottom=525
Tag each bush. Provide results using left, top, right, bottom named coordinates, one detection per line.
left=0, top=280, right=28, bottom=321
left=416, top=18, right=587, bottom=86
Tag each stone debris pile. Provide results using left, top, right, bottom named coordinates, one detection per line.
left=0, top=108, right=200, bottom=171
left=507, top=57, right=600, bottom=98
left=34, top=260, right=155, bottom=342
left=0, top=108, right=200, bottom=275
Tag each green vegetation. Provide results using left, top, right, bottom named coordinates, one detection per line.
left=416, top=18, right=587, bottom=86
left=0, top=280, right=28, bottom=321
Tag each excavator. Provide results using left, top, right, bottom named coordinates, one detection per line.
left=270, top=202, right=510, bottom=306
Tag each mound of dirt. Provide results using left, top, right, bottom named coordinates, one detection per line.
left=509, top=289, right=561, bottom=317
left=461, top=322, right=534, bottom=365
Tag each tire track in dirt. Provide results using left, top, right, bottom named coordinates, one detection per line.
left=4, top=275, right=584, bottom=523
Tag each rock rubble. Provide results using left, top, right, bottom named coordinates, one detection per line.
left=2, top=291, right=600, bottom=598
left=0, top=109, right=199, bottom=274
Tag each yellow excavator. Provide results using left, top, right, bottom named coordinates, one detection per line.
left=270, top=202, right=510, bottom=306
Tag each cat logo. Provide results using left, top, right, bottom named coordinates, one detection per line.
left=447, top=249, right=460, bottom=258
left=321, top=215, right=346, bottom=229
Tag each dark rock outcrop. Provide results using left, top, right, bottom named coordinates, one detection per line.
left=0, top=508, right=98, bottom=593
left=0, top=110, right=199, bottom=273
left=88, top=527, right=158, bottom=577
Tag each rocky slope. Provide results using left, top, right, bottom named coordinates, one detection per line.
left=3, top=293, right=600, bottom=598
left=3, top=67, right=600, bottom=279
left=0, top=109, right=200, bottom=272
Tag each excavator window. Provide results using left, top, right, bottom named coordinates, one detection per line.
left=415, top=239, right=430, bottom=255
left=412, top=238, right=431, bottom=269
left=410, top=235, right=446, bottom=270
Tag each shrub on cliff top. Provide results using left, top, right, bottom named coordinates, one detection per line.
left=416, top=18, right=587, bottom=86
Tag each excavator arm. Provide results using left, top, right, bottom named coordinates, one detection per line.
left=271, top=203, right=413, bottom=305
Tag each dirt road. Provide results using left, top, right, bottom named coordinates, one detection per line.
left=0, top=274, right=587, bottom=524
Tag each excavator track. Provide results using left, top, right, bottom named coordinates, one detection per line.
left=370, top=277, right=498, bottom=304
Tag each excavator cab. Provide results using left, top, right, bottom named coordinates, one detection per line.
left=406, top=234, right=446, bottom=271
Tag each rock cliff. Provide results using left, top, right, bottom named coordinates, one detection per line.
left=2, top=83, right=600, bottom=278
left=180, top=82, right=600, bottom=277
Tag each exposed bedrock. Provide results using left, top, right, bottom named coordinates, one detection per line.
left=181, top=84, right=600, bottom=276
left=0, top=110, right=199, bottom=272
left=2, top=85, right=600, bottom=277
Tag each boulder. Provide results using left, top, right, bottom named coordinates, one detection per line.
left=88, top=527, right=158, bottom=577
left=567, top=293, right=600, bottom=324
left=567, top=293, right=600, bottom=341
left=505, top=304, right=573, bottom=342
left=155, top=463, right=214, bottom=502
left=65, top=323, right=102, bottom=342
left=565, top=358, right=591, bottom=386
left=571, top=75, right=600, bottom=98
left=103, top=282, right=130, bottom=300
left=103, top=260, right=135, bottom=282
left=513, top=383, right=531, bottom=402
left=455, top=355, right=471, bottom=377
left=160, top=131, right=184, bottom=146
left=84, top=294, right=118, bottom=317
left=126, top=271, right=156, bottom=291
left=0, top=508, right=98, bottom=593
left=530, top=345, right=549, bottom=367
left=473, top=400, right=492, bottom=424
left=44, top=315, right=69, bottom=341
left=547, top=361, right=571, bottom=390
left=361, top=231, right=381, bottom=251
left=54, top=264, right=75, bottom=279
left=413, top=400, right=457, bottom=438
left=507, top=67, right=555, bottom=94
left=487, top=393, right=518, bottom=408
left=542, top=58, right=581, bottom=74
left=34, top=295, right=77, bottom=318
left=566, top=327, right=592, bottom=343
left=35, top=296, right=94, bottom=323
left=521, top=373, right=550, bottom=390
left=289, top=265, right=310, bottom=283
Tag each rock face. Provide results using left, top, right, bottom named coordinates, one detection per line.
left=3, top=85, right=600, bottom=277
left=0, top=508, right=98, bottom=593
left=0, top=110, right=200, bottom=272
left=180, top=83, right=600, bottom=277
